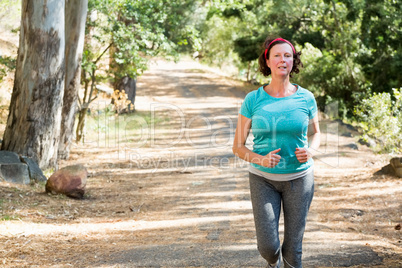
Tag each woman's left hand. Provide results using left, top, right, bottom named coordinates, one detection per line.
left=295, top=147, right=313, bottom=163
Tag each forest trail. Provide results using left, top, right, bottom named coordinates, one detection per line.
left=0, top=59, right=401, bottom=267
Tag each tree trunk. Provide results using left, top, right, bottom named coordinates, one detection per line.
left=1, top=0, right=65, bottom=169
left=117, top=76, right=136, bottom=112
left=75, top=107, right=88, bottom=143
left=58, top=0, right=88, bottom=160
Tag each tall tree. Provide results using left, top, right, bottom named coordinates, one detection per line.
left=58, top=0, right=88, bottom=159
left=2, top=0, right=65, bottom=169
left=109, top=0, right=199, bottom=108
left=75, top=0, right=200, bottom=142
left=359, top=0, right=402, bottom=93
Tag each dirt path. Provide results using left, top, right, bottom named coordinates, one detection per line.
left=0, top=59, right=401, bottom=267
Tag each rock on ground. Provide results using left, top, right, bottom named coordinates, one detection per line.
left=46, top=164, right=88, bottom=199
left=390, top=157, right=402, bottom=178
left=0, top=163, right=30, bottom=184
left=0, top=151, right=30, bottom=184
left=0, top=151, right=20, bottom=163
left=20, top=156, right=47, bottom=182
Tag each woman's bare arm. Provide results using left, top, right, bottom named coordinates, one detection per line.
left=232, top=114, right=281, bottom=168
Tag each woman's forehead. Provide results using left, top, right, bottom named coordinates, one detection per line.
left=270, top=43, right=293, bottom=53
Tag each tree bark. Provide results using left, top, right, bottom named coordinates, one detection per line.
left=75, top=106, right=88, bottom=143
left=58, top=0, right=88, bottom=160
left=1, top=0, right=65, bottom=169
left=116, top=76, right=136, bottom=112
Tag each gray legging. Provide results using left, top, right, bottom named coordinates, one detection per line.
left=249, top=171, right=314, bottom=268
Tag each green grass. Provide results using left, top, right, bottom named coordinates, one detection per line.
left=83, top=109, right=170, bottom=145
left=43, top=168, right=55, bottom=178
left=0, top=198, right=20, bottom=221
left=187, top=69, right=207, bottom=73
left=1, top=215, right=19, bottom=221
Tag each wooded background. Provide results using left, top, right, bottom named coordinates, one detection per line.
left=0, top=0, right=401, bottom=169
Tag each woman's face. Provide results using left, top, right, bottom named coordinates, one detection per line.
left=266, top=43, right=294, bottom=77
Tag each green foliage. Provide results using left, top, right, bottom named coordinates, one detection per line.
left=85, top=0, right=200, bottom=82
left=198, top=14, right=241, bottom=66
left=355, top=88, right=402, bottom=154
left=81, top=0, right=201, bottom=89
left=197, top=0, right=402, bottom=118
left=234, top=35, right=265, bottom=63
left=0, top=56, right=16, bottom=82
left=359, top=0, right=402, bottom=93
left=197, top=0, right=264, bottom=73
left=77, top=0, right=199, bottom=142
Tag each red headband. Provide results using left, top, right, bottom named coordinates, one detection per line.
left=264, top=38, right=296, bottom=59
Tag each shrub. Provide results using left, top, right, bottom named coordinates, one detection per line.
left=0, top=56, right=16, bottom=82
left=355, top=88, right=402, bottom=154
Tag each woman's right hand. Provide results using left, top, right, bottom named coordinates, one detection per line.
left=261, top=148, right=281, bottom=168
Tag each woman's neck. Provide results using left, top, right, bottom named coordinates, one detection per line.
left=265, top=77, right=295, bottom=98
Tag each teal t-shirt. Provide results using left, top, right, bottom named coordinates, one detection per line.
left=239, top=84, right=318, bottom=174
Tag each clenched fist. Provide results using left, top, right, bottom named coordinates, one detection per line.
left=261, top=148, right=282, bottom=168
left=295, top=147, right=312, bottom=163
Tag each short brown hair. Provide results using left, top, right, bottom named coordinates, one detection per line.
left=258, top=36, right=303, bottom=77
